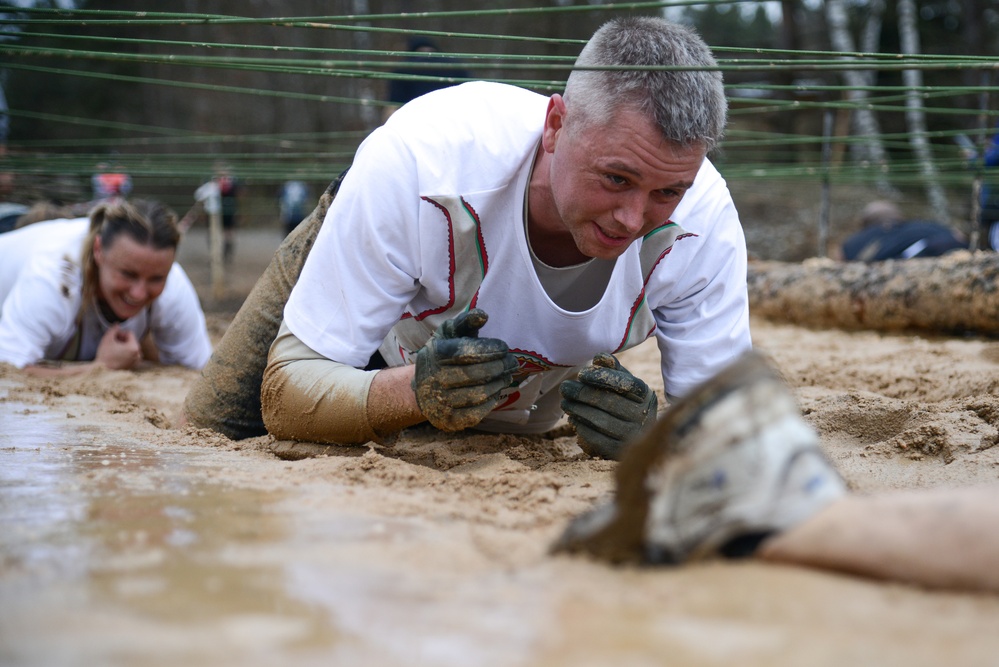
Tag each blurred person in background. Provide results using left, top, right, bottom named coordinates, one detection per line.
left=980, top=125, right=999, bottom=251
left=382, top=36, right=472, bottom=123
left=839, top=200, right=966, bottom=262
left=91, top=160, right=133, bottom=201
left=278, top=179, right=311, bottom=237
left=180, top=162, right=241, bottom=263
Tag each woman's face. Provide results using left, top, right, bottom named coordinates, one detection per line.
left=93, top=234, right=175, bottom=320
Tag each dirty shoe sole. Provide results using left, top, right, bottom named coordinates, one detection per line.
left=553, top=350, right=834, bottom=564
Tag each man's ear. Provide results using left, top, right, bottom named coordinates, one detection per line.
left=541, top=94, right=568, bottom=154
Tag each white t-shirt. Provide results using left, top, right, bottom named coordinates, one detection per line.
left=284, top=81, right=751, bottom=432
left=194, top=181, right=221, bottom=215
left=0, top=218, right=212, bottom=370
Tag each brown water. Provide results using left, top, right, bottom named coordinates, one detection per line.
left=6, top=361, right=999, bottom=667
left=0, top=400, right=553, bottom=667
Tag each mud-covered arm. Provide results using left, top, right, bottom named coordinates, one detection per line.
left=261, top=321, right=423, bottom=444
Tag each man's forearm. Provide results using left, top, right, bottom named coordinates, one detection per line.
left=261, top=322, right=425, bottom=444
left=366, top=364, right=425, bottom=437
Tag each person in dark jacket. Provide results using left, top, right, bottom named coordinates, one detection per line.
left=980, top=125, right=999, bottom=251
left=840, top=200, right=966, bottom=262
left=383, top=37, right=471, bottom=122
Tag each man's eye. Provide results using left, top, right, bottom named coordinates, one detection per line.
left=606, top=174, right=627, bottom=186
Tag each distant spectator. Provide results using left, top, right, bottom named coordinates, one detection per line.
left=0, top=83, right=11, bottom=199
left=383, top=37, right=472, bottom=122
left=92, top=161, right=133, bottom=201
left=278, top=179, right=311, bottom=237
left=0, top=83, right=8, bottom=150
left=840, top=200, right=967, bottom=262
left=179, top=179, right=217, bottom=235
left=179, top=163, right=241, bottom=263
left=215, top=163, right=240, bottom=263
left=981, top=124, right=999, bottom=251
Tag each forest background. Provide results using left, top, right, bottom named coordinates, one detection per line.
left=0, top=0, right=997, bottom=266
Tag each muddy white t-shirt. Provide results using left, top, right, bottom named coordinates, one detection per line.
left=0, top=217, right=212, bottom=370
left=284, top=81, right=751, bottom=432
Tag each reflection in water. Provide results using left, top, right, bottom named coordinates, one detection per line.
left=0, top=399, right=340, bottom=666
left=1, top=403, right=89, bottom=579
left=0, top=395, right=552, bottom=667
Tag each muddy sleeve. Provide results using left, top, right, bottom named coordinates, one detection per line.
left=261, top=320, right=379, bottom=444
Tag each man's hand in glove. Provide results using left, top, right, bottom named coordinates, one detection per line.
left=560, top=352, right=659, bottom=460
left=413, top=308, right=518, bottom=431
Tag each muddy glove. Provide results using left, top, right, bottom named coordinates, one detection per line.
left=560, top=353, right=658, bottom=460
left=413, top=308, right=518, bottom=432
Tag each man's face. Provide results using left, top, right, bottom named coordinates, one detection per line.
left=543, top=98, right=706, bottom=261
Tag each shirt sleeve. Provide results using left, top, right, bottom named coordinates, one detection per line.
left=651, top=176, right=753, bottom=400
left=0, top=254, right=79, bottom=368
left=149, top=263, right=213, bottom=369
left=283, top=124, right=425, bottom=368
left=261, top=321, right=379, bottom=444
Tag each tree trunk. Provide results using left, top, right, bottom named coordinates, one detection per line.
left=824, top=0, right=895, bottom=195
left=747, top=253, right=999, bottom=336
left=858, top=0, right=884, bottom=84
left=352, top=0, right=379, bottom=131
left=897, top=0, right=951, bottom=223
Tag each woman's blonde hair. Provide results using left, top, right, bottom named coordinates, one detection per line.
left=78, top=199, right=180, bottom=324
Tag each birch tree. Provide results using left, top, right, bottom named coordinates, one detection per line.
left=897, top=0, right=951, bottom=223
left=352, top=0, right=380, bottom=130
left=824, top=0, right=895, bottom=194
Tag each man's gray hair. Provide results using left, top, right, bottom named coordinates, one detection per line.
left=563, top=17, right=727, bottom=150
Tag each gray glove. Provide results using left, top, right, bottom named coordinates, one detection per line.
left=413, top=308, right=518, bottom=431
left=560, top=353, right=658, bottom=460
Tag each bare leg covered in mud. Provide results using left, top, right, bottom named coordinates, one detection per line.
left=183, top=176, right=343, bottom=440
left=760, top=486, right=999, bottom=592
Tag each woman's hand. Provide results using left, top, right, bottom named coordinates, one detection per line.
left=95, top=324, right=143, bottom=370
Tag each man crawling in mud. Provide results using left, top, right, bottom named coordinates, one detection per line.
left=185, top=16, right=750, bottom=459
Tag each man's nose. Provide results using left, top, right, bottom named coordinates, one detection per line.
left=614, top=192, right=649, bottom=233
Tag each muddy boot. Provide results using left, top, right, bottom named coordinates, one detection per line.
left=552, top=350, right=846, bottom=565
left=183, top=174, right=345, bottom=440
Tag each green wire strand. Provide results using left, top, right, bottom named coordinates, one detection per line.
left=1, top=2, right=994, bottom=217
left=1, top=1, right=729, bottom=25
left=4, top=40, right=998, bottom=74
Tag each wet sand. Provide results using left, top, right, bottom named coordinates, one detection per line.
left=2, top=229, right=999, bottom=666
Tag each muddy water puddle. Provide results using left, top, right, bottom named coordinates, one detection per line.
left=0, top=399, right=551, bottom=667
